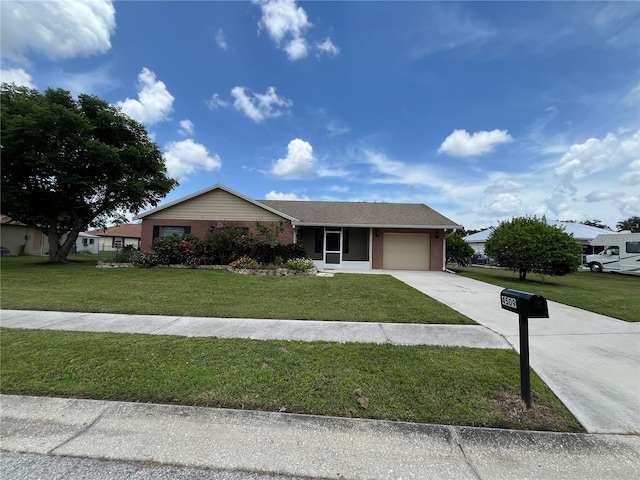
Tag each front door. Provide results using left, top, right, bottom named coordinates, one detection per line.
left=325, top=229, right=342, bottom=268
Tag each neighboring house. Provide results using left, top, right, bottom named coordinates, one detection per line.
left=88, top=224, right=142, bottom=251
left=74, top=232, right=100, bottom=254
left=464, top=221, right=613, bottom=262
left=134, top=184, right=462, bottom=271
left=0, top=216, right=46, bottom=256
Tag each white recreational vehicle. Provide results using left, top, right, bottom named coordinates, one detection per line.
left=585, top=233, right=640, bottom=275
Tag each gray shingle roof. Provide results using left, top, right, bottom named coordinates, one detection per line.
left=259, top=200, right=461, bottom=228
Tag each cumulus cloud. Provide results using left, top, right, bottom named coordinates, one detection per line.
left=554, top=129, right=640, bottom=182
left=485, top=193, right=524, bottom=215
left=585, top=191, right=616, bottom=202
left=255, top=0, right=311, bottom=60
left=116, top=68, right=174, bottom=125
left=438, top=129, right=513, bottom=157
left=271, top=138, right=314, bottom=177
left=179, top=119, right=194, bottom=136
left=316, top=38, right=339, bottom=57
left=215, top=28, right=227, bottom=50
left=254, top=0, right=338, bottom=61
left=621, top=159, right=640, bottom=185
left=163, top=139, right=222, bottom=181
left=0, top=68, right=34, bottom=87
left=483, top=178, right=524, bottom=194
left=207, top=93, right=230, bottom=109
left=230, top=86, right=292, bottom=122
left=264, top=190, right=309, bottom=200
left=1, top=0, right=115, bottom=63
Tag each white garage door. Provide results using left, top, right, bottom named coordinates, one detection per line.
left=383, top=233, right=430, bottom=270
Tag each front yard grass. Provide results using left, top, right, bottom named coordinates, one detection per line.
left=0, top=328, right=583, bottom=432
left=0, top=256, right=472, bottom=324
left=449, top=266, right=639, bottom=322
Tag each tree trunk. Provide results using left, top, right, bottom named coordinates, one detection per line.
left=47, top=223, right=82, bottom=263
left=519, top=269, right=527, bottom=280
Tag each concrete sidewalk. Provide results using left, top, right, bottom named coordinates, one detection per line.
left=391, top=271, right=640, bottom=435
left=0, top=309, right=510, bottom=349
left=2, top=395, right=639, bottom=480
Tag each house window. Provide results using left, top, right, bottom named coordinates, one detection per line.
left=89, top=239, right=95, bottom=245
left=152, top=226, right=191, bottom=241
left=82, top=238, right=88, bottom=245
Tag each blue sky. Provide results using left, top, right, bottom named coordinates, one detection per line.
left=1, top=0, right=639, bottom=230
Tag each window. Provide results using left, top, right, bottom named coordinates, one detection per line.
left=627, top=242, right=640, bottom=254
left=152, top=225, right=191, bottom=240
left=89, top=239, right=95, bottom=245
left=82, top=238, right=88, bottom=245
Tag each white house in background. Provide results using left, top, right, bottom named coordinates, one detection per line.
left=464, top=221, right=613, bottom=261
left=74, top=232, right=100, bottom=254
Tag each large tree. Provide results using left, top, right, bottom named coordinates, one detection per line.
left=1, top=84, right=177, bottom=262
left=445, top=233, right=474, bottom=266
left=485, top=216, right=582, bottom=280
left=616, top=216, right=640, bottom=233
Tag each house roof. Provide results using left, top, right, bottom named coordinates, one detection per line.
left=464, top=221, right=613, bottom=243
left=134, top=183, right=461, bottom=229
left=89, top=224, right=142, bottom=238
left=259, top=200, right=461, bottom=228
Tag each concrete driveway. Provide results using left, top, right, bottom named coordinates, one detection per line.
left=390, top=270, right=640, bottom=434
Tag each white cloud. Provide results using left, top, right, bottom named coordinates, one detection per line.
left=438, top=129, right=514, bottom=157
left=271, top=138, right=314, bottom=177
left=622, top=83, right=640, bottom=106
left=486, top=193, right=524, bottom=215
left=230, top=86, right=292, bottom=122
left=207, top=93, right=229, bottom=109
left=621, top=159, right=640, bottom=185
left=116, top=68, right=174, bottom=125
left=215, top=28, right=227, bottom=50
left=585, top=191, right=616, bottom=202
left=316, top=38, right=339, bottom=57
left=554, top=130, right=640, bottom=182
left=0, top=0, right=115, bottom=63
left=0, top=68, right=34, bottom=87
left=254, top=0, right=311, bottom=60
left=163, top=139, right=222, bottom=181
left=179, top=119, right=194, bottom=136
left=483, top=178, right=524, bottom=194
left=264, top=190, right=309, bottom=200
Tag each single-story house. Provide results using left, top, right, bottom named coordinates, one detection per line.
left=464, top=221, right=613, bottom=262
left=0, top=216, right=46, bottom=256
left=134, top=184, right=462, bottom=271
left=73, top=232, right=100, bottom=254
left=88, top=224, right=142, bottom=251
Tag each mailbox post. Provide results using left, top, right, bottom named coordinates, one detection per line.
left=500, top=289, right=549, bottom=409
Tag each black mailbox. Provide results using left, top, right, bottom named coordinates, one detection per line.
left=500, top=289, right=549, bottom=319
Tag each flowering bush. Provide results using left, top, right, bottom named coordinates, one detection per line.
left=229, top=255, right=261, bottom=269
left=132, top=251, right=159, bottom=268
left=205, top=224, right=250, bottom=264
left=285, top=258, right=316, bottom=271
left=153, top=234, right=207, bottom=265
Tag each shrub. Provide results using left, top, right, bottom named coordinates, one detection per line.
left=106, top=244, right=138, bottom=263
left=285, top=258, right=315, bottom=271
left=229, top=255, right=261, bottom=269
left=205, top=224, right=249, bottom=265
left=153, top=234, right=206, bottom=265
left=132, top=251, right=159, bottom=268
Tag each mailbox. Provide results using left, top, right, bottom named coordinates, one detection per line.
left=500, top=289, right=549, bottom=318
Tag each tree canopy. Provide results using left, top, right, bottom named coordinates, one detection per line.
left=445, top=233, right=475, bottom=266
left=616, top=216, right=640, bottom=233
left=581, top=219, right=610, bottom=230
left=485, top=216, right=582, bottom=280
left=1, top=84, right=177, bottom=262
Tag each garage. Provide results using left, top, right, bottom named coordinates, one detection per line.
left=382, top=233, right=430, bottom=270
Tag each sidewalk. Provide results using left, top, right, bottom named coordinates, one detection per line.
left=2, top=394, right=639, bottom=480
left=391, top=271, right=640, bottom=435
left=0, top=309, right=509, bottom=349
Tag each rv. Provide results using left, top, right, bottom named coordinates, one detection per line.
left=585, top=233, right=640, bottom=275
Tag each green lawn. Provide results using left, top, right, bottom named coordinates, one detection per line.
left=450, top=266, right=640, bottom=322
left=0, top=328, right=583, bottom=432
left=0, top=256, right=472, bottom=324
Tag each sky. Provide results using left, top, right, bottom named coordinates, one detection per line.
left=1, top=0, right=639, bottom=231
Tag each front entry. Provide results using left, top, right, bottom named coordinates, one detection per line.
left=324, top=228, right=342, bottom=268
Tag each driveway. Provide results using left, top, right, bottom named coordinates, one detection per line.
left=390, top=270, right=640, bottom=435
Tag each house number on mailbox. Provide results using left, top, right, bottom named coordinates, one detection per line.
left=501, top=296, right=517, bottom=309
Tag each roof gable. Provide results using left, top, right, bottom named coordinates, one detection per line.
left=134, top=184, right=296, bottom=222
